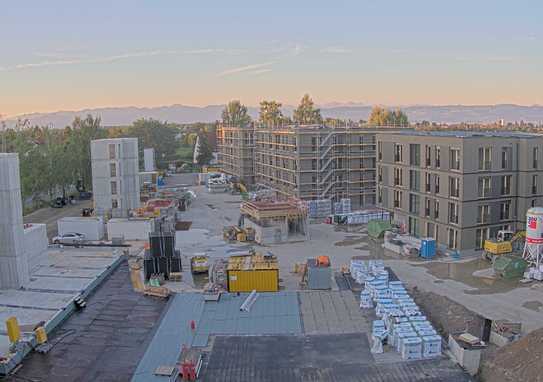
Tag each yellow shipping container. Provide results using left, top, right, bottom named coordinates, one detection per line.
left=227, top=269, right=279, bottom=292
left=227, top=253, right=279, bottom=292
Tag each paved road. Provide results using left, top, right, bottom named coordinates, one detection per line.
left=23, top=200, right=92, bottom=239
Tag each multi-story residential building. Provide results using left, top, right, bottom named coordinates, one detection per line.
left=216, top=125, right=255, bottom=184
left=376, top=131, right=543, bottom=254
left=254, top=125, right=380, bottom=209
left=91, top=138, right=140, bottom=217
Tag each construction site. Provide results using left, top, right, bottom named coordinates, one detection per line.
left=2, top=131, right=543, bottom=382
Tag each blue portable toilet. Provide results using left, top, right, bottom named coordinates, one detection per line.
left=420, top=238, right=436, bottom=259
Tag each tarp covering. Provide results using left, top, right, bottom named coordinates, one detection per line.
left=368, top=220, right=393, bottom=239
left=493, top=256, right=528, bottom=279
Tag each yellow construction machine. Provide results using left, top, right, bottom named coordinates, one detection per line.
left=483, top=230, right=525, bottom=262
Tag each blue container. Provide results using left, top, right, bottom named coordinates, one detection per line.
left=421, top=238, right=436, bottom=259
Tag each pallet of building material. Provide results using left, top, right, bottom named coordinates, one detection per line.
left=144, top=285, right=170, bottom=298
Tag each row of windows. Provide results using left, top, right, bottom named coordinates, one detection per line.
left=378, top=143, right=540, bottom=170
left=383, top=168, right=538, bottom=198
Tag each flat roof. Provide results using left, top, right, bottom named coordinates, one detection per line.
left=381, top=130, right=542, bottom=139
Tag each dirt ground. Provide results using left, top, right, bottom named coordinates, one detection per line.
left=479, top=327, right=543, bottom=382
left=409, top=286, right=486, bottom=339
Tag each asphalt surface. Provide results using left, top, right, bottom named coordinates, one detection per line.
left=23, top=200, right=92, bottom=239
left=5, top=260, right=168, bottom=382
left=204, top=334, right=473, bottom=382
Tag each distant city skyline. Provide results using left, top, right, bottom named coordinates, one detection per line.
left=1, top=1, right=541, bottom=117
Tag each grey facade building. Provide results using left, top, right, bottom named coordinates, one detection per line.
left=376, top=130, right=543, bottom=254
left=91, top=138, right=141, bottom=217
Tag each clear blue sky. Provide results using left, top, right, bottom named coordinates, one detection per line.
left=1, top=0, right=541, bottom=116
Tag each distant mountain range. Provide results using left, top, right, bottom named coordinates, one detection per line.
left=4, top=104, right=543, bottom=128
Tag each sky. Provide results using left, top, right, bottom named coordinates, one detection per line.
left=1, top=0, right=542, bottom=117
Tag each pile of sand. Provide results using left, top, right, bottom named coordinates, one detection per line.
left=479, top=327, right=543, bottom=382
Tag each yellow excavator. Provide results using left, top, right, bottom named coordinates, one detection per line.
left=483, top=230, right=526, bottom=262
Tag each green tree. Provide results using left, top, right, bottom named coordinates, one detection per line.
left=222, top=100, right=251, bottom=127
left=118, top=118, right=180, bottom=169
left=196, top=133, right=213, bottom=165
left=259, top=100, right=283, bottom=126
left=368, top=106, right=408, bottom=127
left=293, top=94, right=322, bottom=124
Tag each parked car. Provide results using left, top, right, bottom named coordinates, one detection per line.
left=79, top=191, right=93, bottom=200
left=50, top=197, right=65, bottom=208
left=52, top=232, right=85, bottom=245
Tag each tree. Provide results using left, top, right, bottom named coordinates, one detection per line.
left=293, top=94, right=322, bottom=124
left=259, top=100, right=283, bottom=126
left=368, top=106, right=408, bottom=127
left=222, top=100, right=251, bottom=127
left=196, top=133, right=213, bottom=165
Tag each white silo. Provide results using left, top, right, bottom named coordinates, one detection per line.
left=523, top=207, right=543, bottom=269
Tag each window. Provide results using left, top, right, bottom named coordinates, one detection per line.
left=394, top=168, right=403, bottom=186
left=449, top=177, right=460, bottom=198
left=311, top=175, right=317, bottom=183
left=532, top=199, right=537, bottom=207
left=533, top=175, right=538, bottom=194
left=450, top=148, right=460, bottom=170
left=435, top=175, right=440, bottom=194
left=394, top=144, right=403, bottom=163
left=500, top=201, right=511, bottom=220
left=378, top=166, right=383, bottom=182
left=409, top=193, right=420, bottom=214
left=410, top=170, right=420, bottom=191
left=425, top=146, right=431, bottom=167
left=394, top=190, right=402, bottom=208
left=434, top=200, right=440, bottom=219
left=501, top=175, right=511, bottom=195
left=410, top=144, right=420, bottom=166
left=312, top=159, right=317, bottom=170
left=424, top=198, right=431, bottom=217
left=109, top=163, right=117, bottom=177
left=448, top=228, right=458, bottom=249
left=378, top=142, right=382, bottom=161
left=378, top=187, right=383, bottom=203
left=409, top=217, right=419, bottom=237
left=501, top=147, right=510, bottom=169
left=534, top=147, right=539, bottom=169
left=478, top=147, right=492, bottom=170
left=448, top=202, right=458, bottom=224
left=108, top=144, right=116, bottom=160
left=478, top=176, right=491, bottom=197
left=111, top=199, right=118, bottom=209
left=110, top=181, right=117, bottom=195
left=425, top=173, right=431, bottom=192
left=477, top=205, right=490, bottom=223
left=435, top=146, right=441, bottom=168
left=475, top=228, right=489, bottom=250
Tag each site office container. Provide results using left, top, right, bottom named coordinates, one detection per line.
left=226, top=254, right=279, bottom=292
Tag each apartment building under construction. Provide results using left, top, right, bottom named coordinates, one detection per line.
left=218, top=123, right=400, bottom=210
left=216, top=125, right=255, bottom=184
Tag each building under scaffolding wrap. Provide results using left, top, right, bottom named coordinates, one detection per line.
left=240, top=200, right=308, bottom=245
